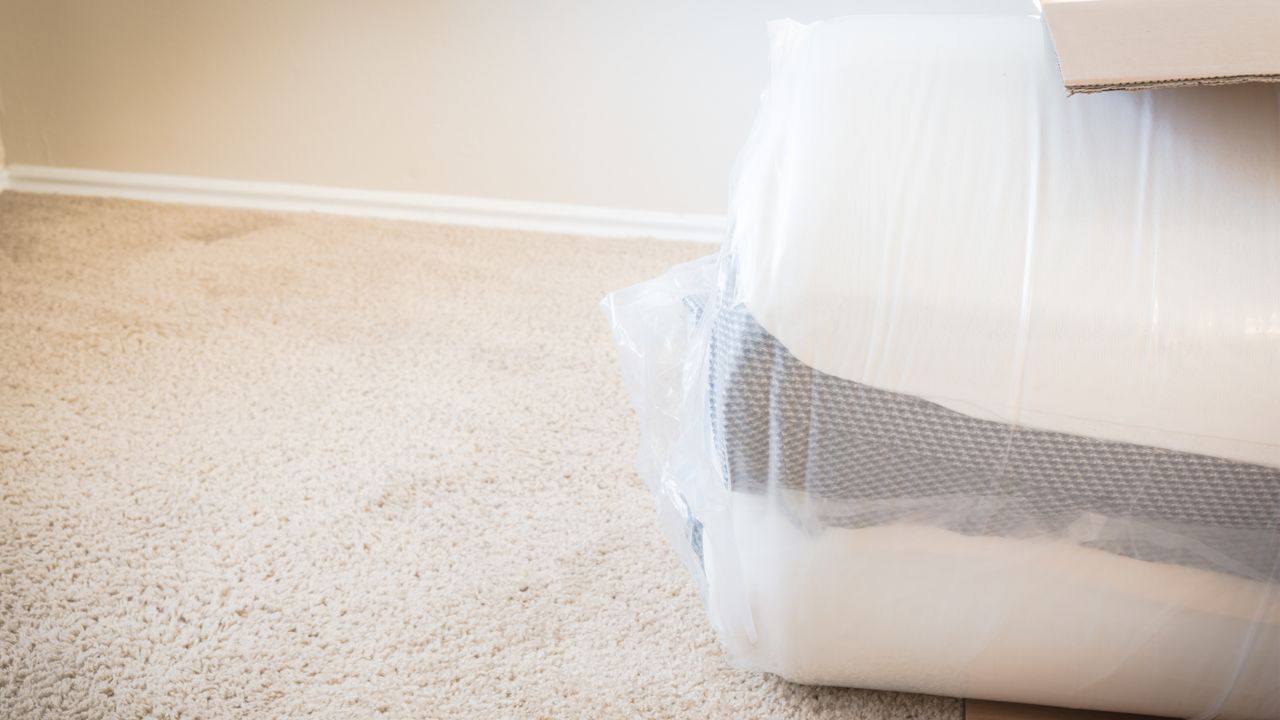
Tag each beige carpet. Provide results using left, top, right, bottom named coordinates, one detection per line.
left=0, top=192, right=960, bottom=719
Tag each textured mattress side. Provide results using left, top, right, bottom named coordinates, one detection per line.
left=707, top=298, right=1280, bottom=580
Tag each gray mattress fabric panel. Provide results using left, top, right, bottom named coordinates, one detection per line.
left=706, top=297, right=1280, bottom=580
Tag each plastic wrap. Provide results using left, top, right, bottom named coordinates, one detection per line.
left=603, top=9, right=1280, bottom=720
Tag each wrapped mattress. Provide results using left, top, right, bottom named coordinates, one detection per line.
left=604, top=9, right=1280, bottom=720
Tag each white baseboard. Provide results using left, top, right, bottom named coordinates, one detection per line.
left=3, top=165, right=725, bottom=243
left=0, top=168, right=10, bottom=193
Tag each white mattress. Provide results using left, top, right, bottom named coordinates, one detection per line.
left=604, top=8, right=1280, bottom=720
left=730, top=14, right=1280, bottom=468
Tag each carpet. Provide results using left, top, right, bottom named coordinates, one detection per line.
left=0, top=192, right=960, bottom=719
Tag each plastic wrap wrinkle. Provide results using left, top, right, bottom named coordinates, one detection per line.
left=604, top=8, right=1279, bottom=720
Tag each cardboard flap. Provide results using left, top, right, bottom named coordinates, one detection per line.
left=1042, top=0, right=1280, bottom=93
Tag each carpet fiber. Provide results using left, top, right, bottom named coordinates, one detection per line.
left=0, top=193, right=960, bottom=719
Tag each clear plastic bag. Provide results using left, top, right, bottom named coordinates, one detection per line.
left=604, top=9, right=1280, bottom=719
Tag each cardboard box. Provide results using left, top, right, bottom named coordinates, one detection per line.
left=1042, top=0, right=1280, bottom=93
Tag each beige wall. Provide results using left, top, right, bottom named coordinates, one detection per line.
left=0, top=0, right=1027, bottom=214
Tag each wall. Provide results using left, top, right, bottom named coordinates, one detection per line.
left=0, top=0, right=1029, bottom=215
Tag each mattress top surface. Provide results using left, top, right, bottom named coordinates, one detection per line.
left=728, top=14, right=1280, bottom=467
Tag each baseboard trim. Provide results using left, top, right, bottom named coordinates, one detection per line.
left=3, top=165, right=725, bottom=243
left=0, top=168, right=10, bottom=193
